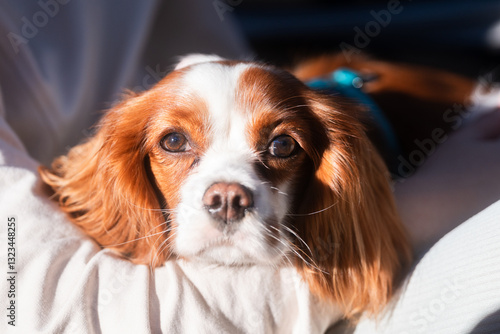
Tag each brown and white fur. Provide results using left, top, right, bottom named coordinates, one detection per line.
left=40, top=54, right=411, bottom=319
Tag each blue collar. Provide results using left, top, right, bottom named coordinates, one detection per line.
left=307, top=68, right=401, bottom=160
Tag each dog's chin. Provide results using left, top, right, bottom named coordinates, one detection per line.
left=187, top=244, right=288, bottom=266
left=174, top=228, right=290, bottom=266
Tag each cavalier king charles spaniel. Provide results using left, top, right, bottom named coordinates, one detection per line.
left=40, top=54, right=411, bottom=319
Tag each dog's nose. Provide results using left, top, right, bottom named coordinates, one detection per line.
left=202, top=182, right=253, bottom=223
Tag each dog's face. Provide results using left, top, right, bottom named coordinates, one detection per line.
left=40, top=54, right=410, bottom=317
left=146, top=56, right=325, bottom=265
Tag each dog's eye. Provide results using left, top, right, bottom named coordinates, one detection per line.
left=161, top=133, right=190, bottom=152
left=268, top=135, right=296, bottom=158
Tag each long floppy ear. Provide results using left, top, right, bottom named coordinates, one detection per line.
left=39, top=93, right=168, bottom=264
left=294, top=91, right=412, bottom=318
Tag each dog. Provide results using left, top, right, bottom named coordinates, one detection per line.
left=39, top=54, right=411, bottom=320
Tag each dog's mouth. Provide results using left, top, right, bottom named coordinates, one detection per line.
left=173, top=215, right=291, bottom=266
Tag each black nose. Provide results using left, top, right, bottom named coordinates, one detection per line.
left=202, top=182, right=254, bottom=223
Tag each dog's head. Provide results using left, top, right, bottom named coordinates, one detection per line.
left=40, top=54, right=410, bottom=317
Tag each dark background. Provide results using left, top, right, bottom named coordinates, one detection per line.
left=232, top=0, right=500, bottom=78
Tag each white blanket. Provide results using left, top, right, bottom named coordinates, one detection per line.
left=1, top=1, right=499, bottom=333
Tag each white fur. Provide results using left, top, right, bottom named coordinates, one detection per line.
left=173, top=61, right=292, bottom=265
left=175, top=54, right=225, bottom=71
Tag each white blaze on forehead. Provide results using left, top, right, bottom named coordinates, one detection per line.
left=181, top=62, right=256, bottom=156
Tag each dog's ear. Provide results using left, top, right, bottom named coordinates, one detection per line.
left=294, top=91, right=412, bottom=318
left=175, top=54, right=225, bottom=70
left=39, top=92, right=168, bottom=265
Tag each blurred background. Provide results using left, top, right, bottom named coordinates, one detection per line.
left=230, top=0, right=500, bottom=77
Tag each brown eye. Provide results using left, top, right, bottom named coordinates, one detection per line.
left=268, top=135, right=296, bottom=158
left=161, top=133, right=190, bottom=152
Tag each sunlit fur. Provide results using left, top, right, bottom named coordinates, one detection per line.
left=40, top=54, right=411, bottom=319
left=294, top=92, right=411, bottom=317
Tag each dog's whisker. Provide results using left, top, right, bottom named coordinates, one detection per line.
left=150, top=231, right=177, bottom=269
left=104, top=219, right=174, bottom=248
left=152, top=225, right=176, bottom=251
left=256, top=180, right=288, bottom=196
left=120, top=196, right=176, bottom=213
left=264, top=227, right=327, bottom=275
left=266, top=224, right=328, bottom=275
left=255, top=154, right=271, bottom=170
left=260, top=224, right=305, bottom=266
left=270, top=186, right=288, bottom=196
left=105, top=231, right=166, bottom=248
left=286, top=203, right=337, bottom=217
left=278, top=224, right=314, bottom=257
